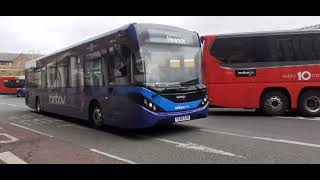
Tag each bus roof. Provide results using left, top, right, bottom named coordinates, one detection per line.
left=25, top=23, right=198, bottom=69
left=209, top=29, right=320, bottom=39
left=25, top=23, right=132, bottom=69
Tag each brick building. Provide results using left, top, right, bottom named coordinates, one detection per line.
left=0, top=53, right=43, bottom=76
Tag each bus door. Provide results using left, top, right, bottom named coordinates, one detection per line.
left=45, top=61, right=59, bottom=112
left=83, top=51, right=108, bottom=118
left=67, top=56, right=85, bottom=118
left=106, top=45, right=132, bottom=123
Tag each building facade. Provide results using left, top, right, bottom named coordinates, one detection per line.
left=0, top=53, right=43, bottom=76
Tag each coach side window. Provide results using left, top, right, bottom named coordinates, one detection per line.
left=314, top=37, right=320, bottom=60
left=277, top=38, right=295, bottom=62
left=211, top=38, right=255, bottom=64
left=300, top=35, right=316, bottom=61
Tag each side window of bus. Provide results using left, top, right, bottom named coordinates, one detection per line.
left=56, top=58, right=68, bottom=88
left=133, top=52, right=145, bottom=83
left=211, top=38, right=254, bottom=64
left=314, top=37, right=320, bottom=59
left=84, top=51, right=104, bottom=87
left=47, top=61, right=57, bottom=89
left=108, top=45, right=131, bottom=86
left=41, top=67, right=47, bottom=88
left=69, top=56, right=84, bottom=87
left=277, top=38, right=295, bottom=62
left=34, top=69, right=41, bottom=88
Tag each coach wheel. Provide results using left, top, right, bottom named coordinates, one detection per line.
left=299, top=90, right=320, bottom=117
left=261, top=91, right=289, bottom=116
left=36, top=98, right=41, bottom=113
left=90, top=102, right=104, bottom=129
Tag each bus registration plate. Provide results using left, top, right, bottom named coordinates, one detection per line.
left=175, top=115, right=191, bottom=123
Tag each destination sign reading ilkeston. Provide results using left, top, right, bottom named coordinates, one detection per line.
left=139, top=29, right=199, bottom=46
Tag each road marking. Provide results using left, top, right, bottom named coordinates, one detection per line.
left=29, top=119, right=54, bottom=125
left=210, top=108, right=255, bottom=112
left=0, top=103, right=26, bottom=108
left=0, top=134, right=19, bottom=144
left=297, top=117, right=320, bottom=121
left=90, top=149, right=137, bottom=164
left=275, top=116, right=320, bottom=121
left=0, top=152, right=27, bottom=164
left=152, top=137, right=245, bottom=158
left=200, top=129, right=320, bottom=148
left=19, top=120, right=34, bottom=126
left=57, top=124, right=87, bottom=130
left=10, top=123, right=54, bottom=138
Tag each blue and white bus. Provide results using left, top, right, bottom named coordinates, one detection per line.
left=25, top=23, right=208, bottom=129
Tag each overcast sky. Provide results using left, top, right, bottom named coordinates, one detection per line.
left=1, top=16, right=320, bottom=55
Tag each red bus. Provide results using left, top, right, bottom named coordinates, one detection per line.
left=0, top=76, right=25, bottom=95
left=201, top=29, right=320, bottom=117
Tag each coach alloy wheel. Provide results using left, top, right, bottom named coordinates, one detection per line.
left=261, top=91, right=289, bottom=116
left=299, top=90, right=320, bottom=117
left=305, top=96, right=320, bottom=113
left=266, top=96, right=283, bottom=112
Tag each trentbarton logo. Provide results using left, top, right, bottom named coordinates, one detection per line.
left=235, top=69, right=256, bottom=77
left=49, top=94, right=66, bottom=105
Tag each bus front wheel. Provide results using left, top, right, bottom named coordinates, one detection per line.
left=89, top=102, right=104, bottom=129
left=299, top=90, right=320, bottom=117
left=261, top=91, right=289, bottom=116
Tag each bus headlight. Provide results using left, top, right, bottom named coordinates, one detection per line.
left=142, top=98, right=163, bottom=112
left=128, top=94, right=164, bottom=112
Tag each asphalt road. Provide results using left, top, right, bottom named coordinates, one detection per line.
left=1, top=95, right=320, bottom=164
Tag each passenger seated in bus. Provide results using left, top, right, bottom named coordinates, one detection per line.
left=113, top=60, right=128, bottom=84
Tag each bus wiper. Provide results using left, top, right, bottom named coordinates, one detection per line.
left=180, top=78, right=199, bottom=86
left=180, top=78, right=200, bottom=90
left=152, top=87, right=172, bottom=98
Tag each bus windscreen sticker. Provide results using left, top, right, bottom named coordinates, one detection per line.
left=235, top=69, right=256, bottom=77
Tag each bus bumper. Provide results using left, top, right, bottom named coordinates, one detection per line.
left=133, top=103, right=209, bottom=129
